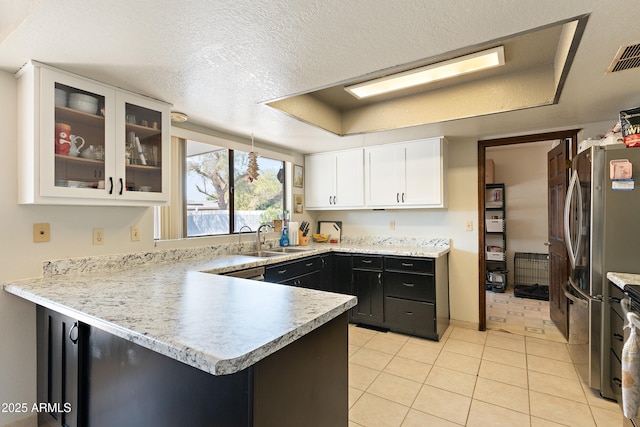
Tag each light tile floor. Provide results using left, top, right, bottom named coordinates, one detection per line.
left=347, top=289, right=624, bottom=427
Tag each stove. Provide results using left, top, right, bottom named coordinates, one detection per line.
left=625, top=284, right=640, bottom=312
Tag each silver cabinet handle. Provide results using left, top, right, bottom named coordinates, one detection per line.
left=278, top=269, right=287, bottom=274
left=401, top=263, right=413, bottom=267
left=397, top=193, right=400, bottom=203
left=402, top=192, right=405, bottom=203
left=69, top=322, right=79, bottom=344
left=362, top=259, right=372, bottom=264
left=402, top=282, right=415, bottom=287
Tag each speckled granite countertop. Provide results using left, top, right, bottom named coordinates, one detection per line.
left=2, top=236, right=449, bottom=376
left=607, top=272, right=640, bottom=291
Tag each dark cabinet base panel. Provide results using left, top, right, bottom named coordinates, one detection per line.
left=38, top=306, right=349, bottom=427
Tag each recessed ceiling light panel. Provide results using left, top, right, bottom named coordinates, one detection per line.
left=345, top=46, right=506, bottom=99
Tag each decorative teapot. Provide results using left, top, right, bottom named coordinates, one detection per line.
left=68, top=135, right=85, bottom=157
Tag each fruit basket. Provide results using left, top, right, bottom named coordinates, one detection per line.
left=312, top=233, right=329, bottom=243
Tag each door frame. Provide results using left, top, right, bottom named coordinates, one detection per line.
left=477, top=129, right=580, bottom=330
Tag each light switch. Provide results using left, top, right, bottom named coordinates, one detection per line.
left=130, top=226, right=141, bottom=242
left=465, top=220, right=473, bottom=231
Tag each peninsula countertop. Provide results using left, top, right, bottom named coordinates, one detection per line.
left=607, top=272, right=640, bottom=291
left=3, top=237, right=449, bottom=376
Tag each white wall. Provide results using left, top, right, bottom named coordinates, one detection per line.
left=315, top=137, right=480, bottom=325
left=487, top=141, right=554, bottom=285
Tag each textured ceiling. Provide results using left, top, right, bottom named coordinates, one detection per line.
left=0, top=0, right=639, bottom=153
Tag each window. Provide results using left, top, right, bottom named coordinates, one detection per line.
left=185, top=139, right=285, bottom=237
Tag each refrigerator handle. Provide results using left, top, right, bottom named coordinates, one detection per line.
left=564, top=170, right=582, bottom=270
left=562, top=280, right=588, bottom=307
left=565, top=277, right=603, bottom=303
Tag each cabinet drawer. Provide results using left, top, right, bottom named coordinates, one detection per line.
left=265, top=256, right=322, bottom=283
left=611, top=308, right=625, bottom=359
left=352, top=255, right=383, bottom=270
left=384, top=256, right=434, bottom=274
left=610, top=282, right=626, bottom=319
left=384, top=297, right=435, bottom=338
left=610, top=349, right=622, bottom=401
left=385, top=272, right=434, bottom=302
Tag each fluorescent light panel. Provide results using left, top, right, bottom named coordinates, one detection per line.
left=345, top=46, right=505, bottom=99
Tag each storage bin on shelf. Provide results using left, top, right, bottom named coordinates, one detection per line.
left=486, top=252, right=505, bottom=261
left=486, top=248, right=505, bottom=261
left=485, top=219, right=504, bottom=233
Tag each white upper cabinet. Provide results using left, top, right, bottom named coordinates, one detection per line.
left=365, top=137, right=447, bottom=208
left=305, top=149, right=364, bottom=209
left=17, top=61, right=171, bottom=206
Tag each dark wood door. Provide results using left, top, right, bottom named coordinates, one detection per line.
left=548, top=140, right=570, bottom=339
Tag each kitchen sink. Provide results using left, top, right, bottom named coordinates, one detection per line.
left=241, top=251, right=286, bottom=258
left=266, top=247, right=311, bottom=253
left=239, top=247, right=311, bottom=258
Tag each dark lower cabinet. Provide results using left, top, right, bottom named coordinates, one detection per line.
left=383, top=256, right=442, bottom=340
left=610, top=282, right=625, bottom=404
left=384, top=297, right=435, bottom=338
left=37, top=307, right=349, bottom=427
left=330, top=253, right=353, bottom=295
left=351, top=256, right=384, bottom=325
left=86, top=326, right=250, bottom=427
left=260, top=251, right=448, bottom=341
left=37, top=306, right=88, bottom=427
left=265, top=256, right=323, bottom=289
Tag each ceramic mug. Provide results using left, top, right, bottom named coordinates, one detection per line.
left=55, top=123, right=72, bottom=155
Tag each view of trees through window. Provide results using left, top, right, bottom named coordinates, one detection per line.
left=186, top=140, right=284, bottom=237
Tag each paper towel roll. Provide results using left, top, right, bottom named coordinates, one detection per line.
left=288, top=222, right=298, bottom=246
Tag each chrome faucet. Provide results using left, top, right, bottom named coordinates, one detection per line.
left=238, top=225, right=253, bottom=249
left=256, top=223, right=272, bottom=251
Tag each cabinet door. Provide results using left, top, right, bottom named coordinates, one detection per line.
left=351, top=270, right=384, bottom=324
left=36, top=307, right=87, bottom=427
left=403, top=138, right=443, bottom=206
left=305, top=153, right=335, bottom=208
left=330, top=253, right=352, bottom=295
left=334, top=149, right=364, bottom=208
left=365, top=145, right=402, bottom=206
left=115, top=91, right=171, bottom=202
left=40, top=67, right=117, bottom=201
left=365, top=138, right=446, bottom=208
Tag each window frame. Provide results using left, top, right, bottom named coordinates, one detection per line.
left=166, top=127, right=293, bottom=240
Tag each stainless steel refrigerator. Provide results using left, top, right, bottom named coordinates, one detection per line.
left=564, top=144, right=640, bottom=399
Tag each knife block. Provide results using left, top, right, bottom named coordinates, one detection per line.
left=298, top=230, right=309, bottom=246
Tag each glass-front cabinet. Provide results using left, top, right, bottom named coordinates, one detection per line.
left=17, top=60, right=170, bottom=205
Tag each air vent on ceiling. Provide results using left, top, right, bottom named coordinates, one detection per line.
left=607, top=43, right=640, bottom=73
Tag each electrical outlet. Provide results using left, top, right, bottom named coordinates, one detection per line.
left=389, top=220, right=396, bottom=230
left=465, top=220, right=473, bottom=231
left=93, top=228, right=105, bottom=245
left=33, top=223, right=50, bottom=243
left=130, top=226, right=141, bottom=242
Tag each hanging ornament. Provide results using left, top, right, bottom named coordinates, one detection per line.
left=248, top=133, right=260, bottom=182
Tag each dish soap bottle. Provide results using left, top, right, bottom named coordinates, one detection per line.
left=280, top=227, right=290, bottom=247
